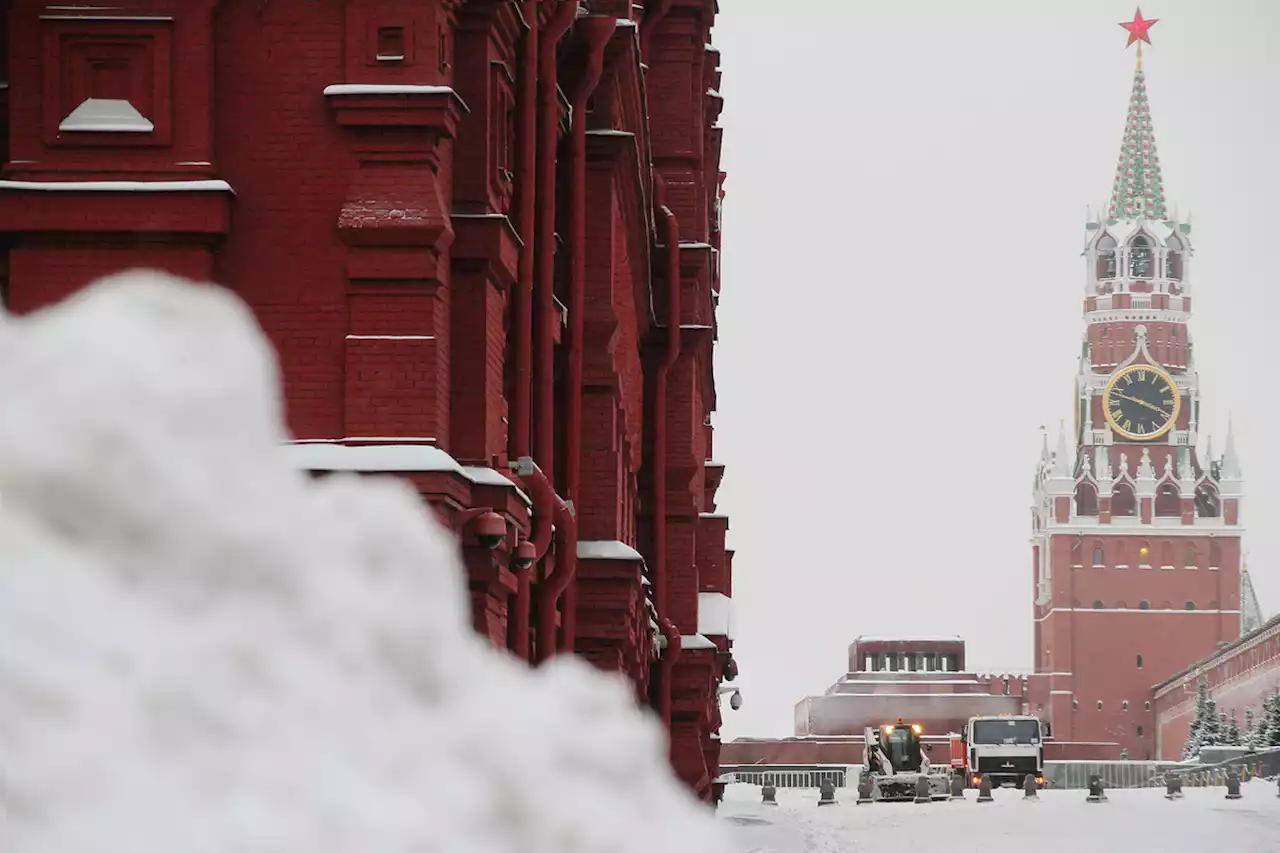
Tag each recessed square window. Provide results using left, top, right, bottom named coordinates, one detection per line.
left=376, top=27, right=405, bottom=62
left=41, top=17, right=173, bottom=148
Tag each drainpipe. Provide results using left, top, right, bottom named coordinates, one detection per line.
left=652, top=174, right=683, bottom=726
left=531, top=0, right=577, bottom=662
left=639, top=0, right=673, bottom=60
left=508, top=0, right=540, bottom=663
left=557, top=15, right=617, bottom=653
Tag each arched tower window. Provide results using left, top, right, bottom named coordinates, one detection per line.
left=1092, top=544, right=1105, bottom=567
left=1112, top=482, right=1137, bottom=517
left=1196, top=484, right=1220, bottom=518
left=1184, top=546, right=1197, bottom=569
left=1209, top=540, right=1223, bottom=569
left=1075, top=481, right=1099, bottom=516
left=1162, top=542, right=1174, bottom=568
left=1154, top=482, right=1180, bottom=517
left=1184, top=601, right=1196, bottom=611
left=1129, top=234, right=1154, bottom=278
left=1138, top=541, right=1152, bottom=566
left=1093, top=599, right=1104, bottom=609
left=1139, top=600, right=1150, bottom=610
left=1136, top=654, right=1143, bottom=668
left=1097, top=234, right=1117, bottom=279
left=1166, top=234, right=1185, bottom=280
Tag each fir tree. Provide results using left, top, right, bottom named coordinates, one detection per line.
left=1226, top=709, right=1242, bottom=746
left=1264, top=692, right=1280, bottom=748
left=1182, top=679, right=1212, bottom=759
left=1243, top=707, right=1257, bottom=750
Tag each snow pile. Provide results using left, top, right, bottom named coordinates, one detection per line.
left=0, top=271, right=725, bottom=853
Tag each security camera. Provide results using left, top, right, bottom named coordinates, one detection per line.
left=723, top=655, right=739, bottom=681
left=512, top=539, right=537, bottom=570
left=729, top=689, right=743, bottom=711
left=474, top=511, right=507, bottom=551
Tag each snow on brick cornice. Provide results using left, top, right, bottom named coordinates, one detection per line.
left=0, top=180, right=233, bottom=193
left=283, top=443, right=530, bottom=502
left=577, top=540, right=644, bottom=561
left=697, top=592, right=734, bottom=639
left=284, top=442, right=463, bottom=474
left=680, top=634, right=717, bottom=650
left=853, top=634, right=963, bottom=644
left=323, top=84, right=456, bottom=97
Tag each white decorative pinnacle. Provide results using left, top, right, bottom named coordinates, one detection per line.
left=1137, top=448, right=1155, bottom=480
left=1094, top=446, right=1113, bottom=486
left=1221, top=417, right=1242, bottom=480
left=1051, top=420, right=1070, bottom=478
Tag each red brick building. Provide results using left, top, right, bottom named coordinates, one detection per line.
left=0, top=0, right=738, bottom=800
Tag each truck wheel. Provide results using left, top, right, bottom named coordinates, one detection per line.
left=1015, top=775, right=1026, bottom=790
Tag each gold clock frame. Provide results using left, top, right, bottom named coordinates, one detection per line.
left=1102, top=363, right=1181, bottom=441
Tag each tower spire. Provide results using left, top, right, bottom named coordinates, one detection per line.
left=1108, top=9, right=1168, bottom=221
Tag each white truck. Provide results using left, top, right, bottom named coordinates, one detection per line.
left=962, top=714, right=1045, bottom=789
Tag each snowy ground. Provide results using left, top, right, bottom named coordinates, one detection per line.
left=718, top=780, right=1280, bottom=853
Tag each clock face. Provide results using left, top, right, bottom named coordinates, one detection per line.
left=1102, top=364, right=1180, bottom=441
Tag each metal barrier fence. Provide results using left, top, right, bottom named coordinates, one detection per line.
left=1176, top=747, right=1280, bottom=787
left=1041, top=761, right=1181, bottom=790
left=721, top=765, right=849, bottom=789
left=723, top=751, right=1280, bottom=792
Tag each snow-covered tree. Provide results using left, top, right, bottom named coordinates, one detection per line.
left=1182, top=679, right=1213, bottom=759
left=1226, top=709, right=1242, bottom=746
left=1263, top=692, right=1280, bottom=748
left=1243, top=707, right=1257, bottom=749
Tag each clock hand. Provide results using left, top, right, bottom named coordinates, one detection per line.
left=1114, top=392, right=1170, bottom=418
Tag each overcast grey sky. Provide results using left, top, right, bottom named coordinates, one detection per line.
left=709, top=0, right=1280, bottom=740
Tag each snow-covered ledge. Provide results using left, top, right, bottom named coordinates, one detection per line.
left=680, top=634, right=717, bottom=650
left=0, top=179, right=233, bottom=193
left=282, top=442, right=529, bottom=504
left=284, top=442, right=464, bottom=474
left=697, top=592, right=734, bottom=640
left=577, top=540, right=644, bottom=561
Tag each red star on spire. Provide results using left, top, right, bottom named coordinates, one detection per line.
left=1119, top=7, right=1158, bottom=47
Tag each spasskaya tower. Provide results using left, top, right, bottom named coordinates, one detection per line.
left=1028, top=9, right=1245, bottom=760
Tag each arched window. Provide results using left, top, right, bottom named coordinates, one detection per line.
left=1138, top=541, right=1151, bottom=566
left=1092, top=545, right=1105, bottom=567
left=1075, top=481, right=1098, bottom=516
left=1139, top=600, right=1150, bottom=610
left=1129, top=234, right=1153, bottom=278
left=1097, top=700, right=1104, bottom=710
left=1112, top=482, right=1137, bottom=517
left=1162, top=542, right=1174, bottom=568
left=1196, top=484, right=1220, bottom=518
left=1123, top=700, right=1130, bottom=711
left=1166, top=234, right=1184, bottom=280
left=1145, top=701, right=1152, bottom=711
left=1185, top=601, right=1196, bottom=611
left=1209, top=539, right=1223, bottom=568
left=1154, top=482, right=1180, bottom=517
left=1137, top=725, right=1144, bottom=737
left=1097, top=234, right=1117, bottom=279
left=1184, top=545, right=1197, bottom=568
left=1136, top=654, right=1144, bottom=668
left=1093, top=599, right=1104, bottom=609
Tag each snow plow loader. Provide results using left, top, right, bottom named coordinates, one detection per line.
left=858, top=719, right=951, bottom=802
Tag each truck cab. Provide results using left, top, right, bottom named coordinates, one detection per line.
left=963, top=714, right=1044, bottom=789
